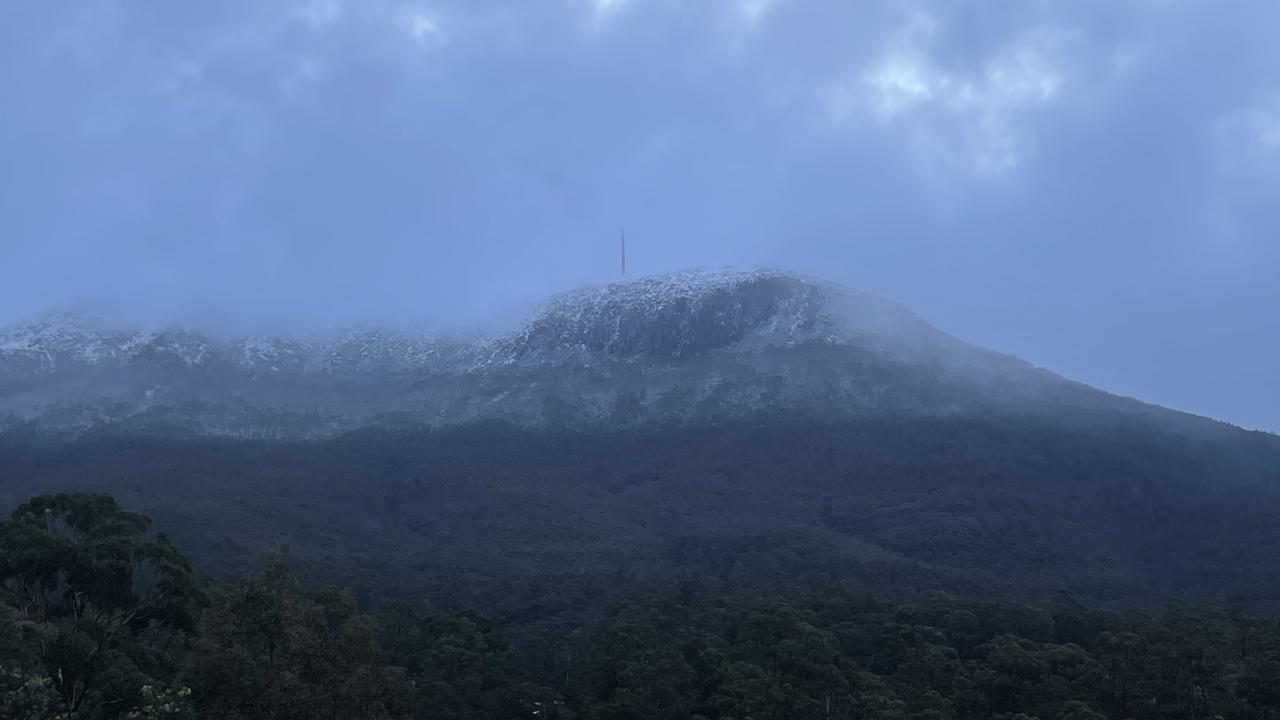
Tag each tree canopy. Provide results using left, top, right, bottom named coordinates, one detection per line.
left=3, top=492, right=1280, bottom=719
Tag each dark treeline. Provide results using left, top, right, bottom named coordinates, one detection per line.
left=4, top=419, right=1280, bottom=608
left=4, top=493, right=1280, bottom=719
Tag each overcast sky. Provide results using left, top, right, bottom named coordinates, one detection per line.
left=1, top=0, right=1277, bottom=430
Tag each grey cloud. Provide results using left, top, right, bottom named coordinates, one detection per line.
left=0, top=0, right=1277, bottom=429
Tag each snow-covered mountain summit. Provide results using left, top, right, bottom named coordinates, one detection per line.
left=0, top=268, right=1092, bottom=437
left=0, top=269, right=947, bottom=370
left=494, top=267, right=948, bottom=363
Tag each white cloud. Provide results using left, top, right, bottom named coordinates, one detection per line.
left=1257, top=104, right=1280, bottom=151
left=818, top=14, right=1067, bottom=175
left=985, top=47, right=1061, bottom=106
left=158, top=61, right=205, bottom=95
left=864, top=56, right=942, bottom=119
left=1214, top=91, right=1280, bottom=175
left=590, top=0, right=628, bottom=17
left=736, top=0, right=778, bottom=27
left=408, top=12, right=440, bottom=40
left=297, top=0, right=344, bottom=31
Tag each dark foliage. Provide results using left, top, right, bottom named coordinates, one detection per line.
left=4, top=494, right=1280, bottom=718
left=187, top=551, right=413, bottom=720
left=0, top=493, right=198, bottom=719
left=2, top=409, right=1279, bottom=717
left=2, top=417, right=1278, bottom=605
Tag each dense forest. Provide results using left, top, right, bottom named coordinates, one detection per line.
left=3, top=414, right=1280, bottom=718
left=2, top=417, right=1279, bottom=605
left=4, top=492, right=1280, bottom=719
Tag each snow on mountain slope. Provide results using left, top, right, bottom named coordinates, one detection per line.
left=0, top=268, right=1117, bottom=437
left=0, top=313, right=143, bottom=367
left=1, top=269, right=945, bottom=370
left=492, top=268, right=961, bottom=363
left=499, top=269, right=833, bottom=362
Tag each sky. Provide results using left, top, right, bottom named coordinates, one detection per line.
left=1, top=0, right=1278, bottom=431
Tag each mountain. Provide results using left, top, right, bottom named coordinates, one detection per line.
left=3, top=268, right=1280, bottom=606
left=0, top=268, right=1159, bottom=437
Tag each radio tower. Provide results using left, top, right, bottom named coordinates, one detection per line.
left=620, top=228, right=627, bottom=278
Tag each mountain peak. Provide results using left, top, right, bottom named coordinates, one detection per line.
left=0, top=267, right=1068, bottom=438
left=499, top=267, right=938, bottom=361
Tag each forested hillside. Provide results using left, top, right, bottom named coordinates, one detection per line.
left=5, top=493, right=1280, bottom=720
left=5, top=274, right=1280, bottom=718
left=2, top=413, right=1279, bottom=607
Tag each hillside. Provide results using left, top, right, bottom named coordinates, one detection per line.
left=3, top=415, right=1279, bottom=607
left=0, top=268, right=1140, bottom=437
left=2, top=269, right=1279, bottom=608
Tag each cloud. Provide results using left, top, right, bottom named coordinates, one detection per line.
left=1216, top=90, right=1280, bottom=173
left=297, top=0, right=343, bottom=31
left=736, top=0, right=778, bottom=27
left=407, top=12, right=440, bottom=40
left=1, top=0, right=1278, bottom=427
left=817, top=10, right=1070, bottom=174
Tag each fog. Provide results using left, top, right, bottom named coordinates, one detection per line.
left=1, top=0, right=1277, bottom=430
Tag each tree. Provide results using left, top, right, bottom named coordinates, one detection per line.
left=187, top=551, right=413, bottom=720
left=0, top=493, right=199, bottom=720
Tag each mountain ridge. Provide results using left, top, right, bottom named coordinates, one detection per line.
left=4, top=269, right=1280, bottom=608
left=0, top=268, right=1027, bottom=374
left=0, top=267, right=1266, bottom=440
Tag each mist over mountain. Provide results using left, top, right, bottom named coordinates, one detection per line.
left=4, top=269, right=1280, bottom=720
left=6, top=2, right=1280, bottom=717
left=5, top=265, right=1279, bottom=607
left=0, top=267, right=1208, bottom=439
